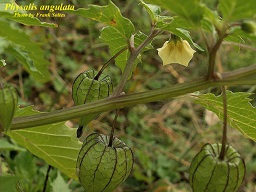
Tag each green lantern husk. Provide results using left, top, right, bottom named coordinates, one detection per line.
left=77, top=133, right=133, bottom=192
left=189, top=143, right=245, bottom=192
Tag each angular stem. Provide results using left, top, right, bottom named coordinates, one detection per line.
left=2, top=77, right=255, bottom=132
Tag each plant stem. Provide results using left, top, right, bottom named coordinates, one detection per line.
left=206, top=34, right=226, bottom=80
left=221, top=64, right=256, bottom=80
left=2, top=76, right=255, bottom=132
left=94, top=46, right=128, bottom=80
left=0, top=81, right=3, bottom=89
left=219, top=86, right=227, bottom=160
left=42, top=165, right=52, bottom=192
left=108, top=109, right=119, bottom=147
left=112, top=29, right=161, bottom=96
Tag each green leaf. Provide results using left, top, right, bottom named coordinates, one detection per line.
left=156, top=17, right=203, bottom=50
left=144, top=0, right=204, bottom=27
left=218, top=0, right=256, bottom=22
left=0, top=175, right=20, bottom=192
left=67, top=1, right=135, bottom=72
left=51, top=172, right=71, bottom=192
left=200, top=5, right=221, bottom=33
left=139, top=0, right=161, bottom=22
left=100, top=29, right=151, bottom=71
left=100, top=26, right=128, bottom=71
left=226, top=27, right=256, bottom=44
left=14, top=150, right=37, bottom=180
left=7, top=106, right=82, bottom=179
left=140, top=1, right=203, bottom=51
left=176, top=28, right=203, bottom=51
left=0, top=19, right=50, bottom=82
left=0, top=12, right=57, bottom=27
left=0, top=11, right=56, bottom=28
left=0, top=138, right=25, bottom=151
left=134, top=31, right=154, bottom=51
left=5, top=44, right=38, bottom=72
left=66, top=1, right=134, bottom=39
left=195, top=91, right=256, bottom=141
left=0, top=37, right=9, bottom=53
left=0, top=0, right=56, bottom=27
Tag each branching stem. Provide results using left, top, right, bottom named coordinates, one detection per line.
left=112, top=28, right=161, bottom=96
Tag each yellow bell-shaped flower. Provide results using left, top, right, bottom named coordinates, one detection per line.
left=157, top=36, right=196, bottom=67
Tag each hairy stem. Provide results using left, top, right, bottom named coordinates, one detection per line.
left=219, top=86, right=228, bottom=160
left=1, top=75, right=255, bottom=132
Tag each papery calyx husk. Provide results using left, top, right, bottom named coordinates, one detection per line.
left=189, top=143, right=245, bottom=192
left=72, top=70, right=113, bottom=137
left=77, top=133, right=133, bottom=192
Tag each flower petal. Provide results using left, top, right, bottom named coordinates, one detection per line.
left=157, top=39, right=196, bottom=67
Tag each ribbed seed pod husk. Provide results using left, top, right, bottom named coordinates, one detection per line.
left=72, top=70, right=113, bottom=137
left=0, top=84, right=18, bottom=132
left=77, top=133, right=133, bottom=192
left=189, top=143, right=245, bottom=192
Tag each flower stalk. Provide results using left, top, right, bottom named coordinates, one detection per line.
left=219, top=85, right=228, bottom=160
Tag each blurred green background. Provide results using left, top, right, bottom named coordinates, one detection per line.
left=1, top=0, right=256, bottom=191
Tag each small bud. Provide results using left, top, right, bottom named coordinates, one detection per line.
left=241, top=20, right=256, bottom=35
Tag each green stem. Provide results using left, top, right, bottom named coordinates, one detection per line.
left=0, top=81, right=3, bottom=89
left=2, top=76, right=255, bottom=132
left=221, top=64, right=256, bottom=80
left=94, top=46, right=128, bottom=80
left=112, top=29, right=161, bottom=96
left=206, top=35, right=225, bottom=80
left=219, top=86, right=227, bottom=160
